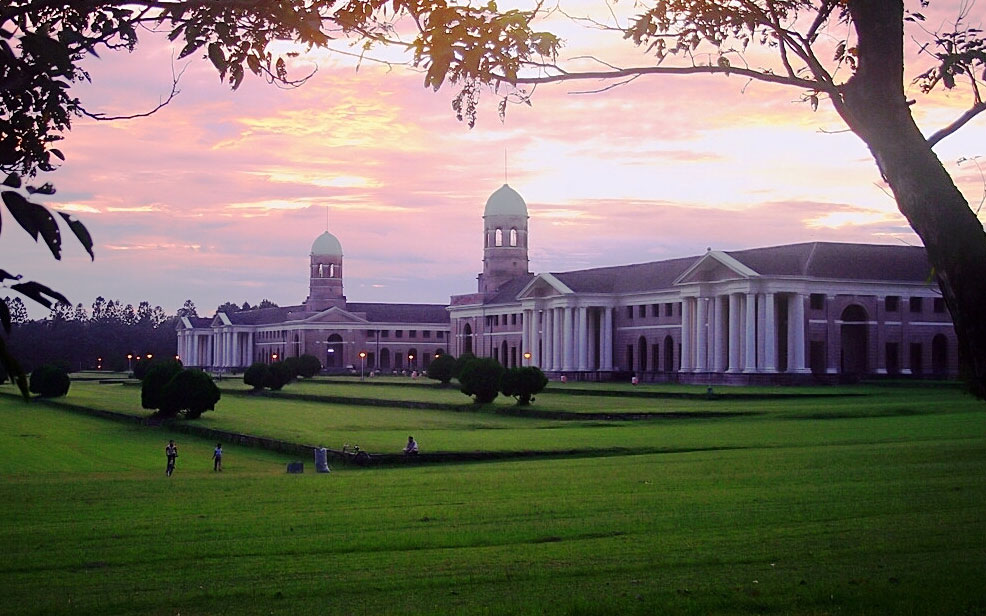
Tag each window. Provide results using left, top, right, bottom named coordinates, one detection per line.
left=395, top=330, right=403, bottom=338
left=665, top=303, right=674, bottom=317
left=495, top=228, right=503, bottom=247
left=885, top=296, right=899, bottom=312
left=909, top=297, right=923, bottom=313
left=380, top=330, right=389, bottom=338
left=933, top=297, right=946, bottom=313
left=627, top=306, right=634, bottom=319
left=509, top=228, right=518, bottom=247
left=423, top=331, right=431, bottom=339
left=437, top=331, right=444, bottom=339
left=409, top=330, right=417, bottom=338
left=511, top=314, right=517, bottom=325
left=638, top=305, right=646, bottom=318
left=886, top=342, right=899, bottom=375
left=810, top=294, right=825, bottom=310
left=910, top=342, right=923, bottom=374
left=651, top=304, right=661, bottom=318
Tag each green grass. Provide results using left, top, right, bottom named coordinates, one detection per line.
left=1, top=390, right=985, bottom=615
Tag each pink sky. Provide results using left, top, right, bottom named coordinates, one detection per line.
left=4, top=1, right=984, bottom=319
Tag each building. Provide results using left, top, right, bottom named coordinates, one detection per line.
left=176, top=230, right=450, bottom=374
left=446, top=185, right=958, bottom=384
left=179, top=184, right=958, bottom=383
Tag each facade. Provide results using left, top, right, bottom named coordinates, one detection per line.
left=176, top=230, right=450, bottom=373
left=447, top=185, right=958, bottom=383
left=179, top=183, right=958, bottom=383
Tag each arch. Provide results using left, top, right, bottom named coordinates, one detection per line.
left=509, top=228, right=518, bottom=247
left=317, top=263, right=325, bottom=278
left=638, top=336, right=648, bottom=372
left=664, top=335, right=675, bottom=373
left=379, top=348, right=391, bottom=370
left=325, top=333, right=344, bottom=368
left=932, top=334, right=948, bottom=376
left=407, top=348, right=419, bottom=369
left=840, top=304, right=868, bottom=375
left=463, top=323, right=473, bottom=355
left=494, top=228, right=503, bottom=247
left=329, top=263, right=337, bottom=278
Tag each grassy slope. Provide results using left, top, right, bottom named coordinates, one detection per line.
left=1, top=388, right=985, bottom=615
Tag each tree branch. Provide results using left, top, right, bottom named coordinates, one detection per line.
left=508, top=63, right=820, bottom=90
left=79, top=65, right=184, bottom=121
left=927, top=101, right=986, bottom=147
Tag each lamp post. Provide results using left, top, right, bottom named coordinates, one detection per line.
left=97, top=357, right=102, bottom=370
left=524, top=351, right=532, bottom=366
left=408, top=353, right=414, bottom=372
left=146, top=353, right=153, bottom=360
left=359, top=351, right=366, bottom=381
left=272, top=353, right=278, bottom=363
left=127, top=354, right=133, bottom=373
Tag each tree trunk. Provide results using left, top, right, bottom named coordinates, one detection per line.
left=842, top=0, right=986, bottom=398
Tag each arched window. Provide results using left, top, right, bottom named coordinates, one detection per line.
left=509, top=228, right=518, bottom=247
left=495, top=228, right=503, bottom=247
left=329, top=264, right=336, bottom=278
left=317, top=263, right=325, bottom=278
left=638, top=336, right=648, bottom=372
left=463, top=323, right=473, bottom=355
left=326, top=334, right=343, bottom=368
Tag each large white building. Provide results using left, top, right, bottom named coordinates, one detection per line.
left=179, top=184, right=958, bottom=383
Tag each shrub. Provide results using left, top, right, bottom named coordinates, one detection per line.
left=141, top=359, right=184, bottom=410
left=452, top=352, right=476, bottom=380
left=283, top=356, right=303, bottom=380
left=243, top=362, right=270, bottom=391
left=458, top=357, right=505, bottom=404
left=29, top=364, right=70, bottom=397
left=265, top=361, right=292, bottom=390
left=297, top=354, right=322, bottom=378
left=501, top=366, right=548, bottom=406
left=427, top=353, right=456, bottom=385
left=161, top=369, right=221, bottom=419
left=133, top=357, right=154, bottom=380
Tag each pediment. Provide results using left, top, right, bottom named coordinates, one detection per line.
left=299, top=306, right=370, bottom=325
left=674, top=251, right=760, bottom=285
left=210, top=313, right=232, bottom=327
left=516, top=273, right=574, bottom=300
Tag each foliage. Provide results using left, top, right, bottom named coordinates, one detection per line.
left=27, top=363, right=70, bottom=397
left=282, top=356, right=303, bottom=380
left=243, top=362, right=270, bottom=391
left=215, top=301, right=241, bottom=315
left=451, top=352, right=476, bottom=380
left=296, top=354, right=322, bottom=378
left=500, top=366, right=547, bottom=406
left=264, top=361, right=292, bottom=391
left=160, top=369, right=221, bottom=419
left=140, top=359, right=184, bottom=411
left=457, top=357, right=504, bottom=404
left=427, top=353, right=456, bottom=385
left=133, top=356, right=153, bottom=380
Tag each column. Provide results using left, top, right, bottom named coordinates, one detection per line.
left=728, top=294, right=741, bottom=372
left=521, top=308, right=531, bottom=364
left=588, top=308, right=598, bottom=370
left=764, top=293, right=777, bottom=372
left=680, top=297, right=693, bottom=372
left=543, top=308, right=554, bottom=370
left=601, top=307, right=614, bottom=371
left=789, top=293, right=809, bottom=373
left=562, top=307, right=575, bottom=371
left=713, top=295, right=726, bottom=373
left=247, top=333, right=254, bottom=367
left=531, top=310, right=540, bottom=368
left=695, top=297, right=708, bottom=372
left=577, top=306, right=589, bottom=371
left=827, top=295, right=839, bottom=374
left=744, top=293, right=757, bottom=373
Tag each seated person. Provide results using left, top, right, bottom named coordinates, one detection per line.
left=403, top=435, right=419, bottom=455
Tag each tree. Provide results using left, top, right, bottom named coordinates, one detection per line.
left=265, top=361, right=292, bottom=391
left=160, top=369, right=221, bottom=419
left=244, top=362, right=270, bottom=392
left=215, top=302, right=241, bottom=316
left=177, top=300, right=198, bottom=319
left=141, top=359, right=184, bottom=410
left=452, top=353, right=477, bottom=381
left=501, top=366, right=548, bottom=406
left=257, top=299, right=279, bottom=310
left=458, top=357, right=505, bottom=404
left=28, top=364, right=70, bottom=397
left=296, top=354, right=322, bottom=378
left=427, top=353, right=456, bottom=385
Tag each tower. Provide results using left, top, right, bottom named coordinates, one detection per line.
left=307, top=230, right=346, bottom=311
left=479, top=184, right=530, bottom=296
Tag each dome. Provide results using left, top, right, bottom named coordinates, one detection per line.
left=483, top=184, right=528, bottom=217
left=311, top=231, right=343, bottom=257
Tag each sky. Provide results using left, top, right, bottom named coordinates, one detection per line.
left=4, top=0, right=984, bottom=319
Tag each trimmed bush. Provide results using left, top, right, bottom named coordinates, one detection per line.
left=29, top=364, right=70, bottom=397
left=141, top=359, right=184, bottom=410
left=452, top=352, right=476, bottom=380
left=297, top=354, right=322, bottom=378
left=501, top=366, right=548, bottom=406
left=161, top=369, right=221, bottom=419
left=265, top=361, right=292, bottom=391
left=133, top=357, right=155, bottom=380
left=458, top=357, right=505, bottom=404
left=427, top=353, right=456, bottom=385
left=283, top=356, right=303, bottom=380
left=244, top=362, right=270, bottom=391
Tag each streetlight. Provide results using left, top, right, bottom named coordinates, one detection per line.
left=408, top=353, right=415, bottom=371
left=127, top=354, right=133, bottom=372
left=272, top=353, right=278, bottom=362
left=523, top=351, right=532, bottom=365
left=359, top=351, right=366, bottom=381
left=97, top=357, right=102, bottom=370
left=146, top=353, right=153, bottom=360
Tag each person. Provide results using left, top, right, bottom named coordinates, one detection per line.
left=213, top=443, right=223, bottom=472
left=165, top=440, right=178, bottom=477
left=403, top=435, right=419, bottom=456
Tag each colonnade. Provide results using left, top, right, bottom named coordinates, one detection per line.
left=521, top=305, right=615, bottom=372
left=177, top=329, right=254, bottom=369
left=680, top=291, right=808, bottom=374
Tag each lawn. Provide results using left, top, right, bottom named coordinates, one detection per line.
left=0, top=389, right=984, bottom=615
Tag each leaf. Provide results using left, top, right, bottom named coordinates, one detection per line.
left=50, top=149, right=65, bottom=161
left=208, top=42, right=227, bottom=73
left=2, top=173, right=20, bottom=188
left=2, top=191, right=62, bottom=259
left=10, top=280, right=69, bottom=310
left=58, top=212, right=94, bottom=260
left=26, top=182, right=56, bottom=195
left=0, top=334, right=29, bottom=399
left=0, top=270, right=21, bottom=283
